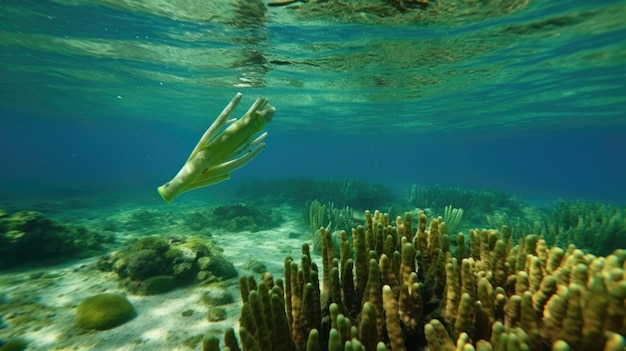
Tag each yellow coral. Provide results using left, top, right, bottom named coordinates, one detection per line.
left=208, top=208, right=626, bottom=351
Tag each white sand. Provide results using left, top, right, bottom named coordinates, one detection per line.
left=0, top=200, right=313, bottom=351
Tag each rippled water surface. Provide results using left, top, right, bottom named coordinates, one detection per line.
left=1, top=0, right=625, bottom=201
left=2, top=0, right=625, bottom=132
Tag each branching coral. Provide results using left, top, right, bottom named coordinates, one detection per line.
left=304, top=200, right=361, bottom=253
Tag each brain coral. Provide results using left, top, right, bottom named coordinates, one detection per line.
left=75, top=293, right=136, bottom=330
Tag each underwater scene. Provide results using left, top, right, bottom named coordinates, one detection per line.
left=1, top=0, right=626, bottom=350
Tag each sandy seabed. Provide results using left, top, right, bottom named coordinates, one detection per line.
left=0, top=192, right=313, bottom=351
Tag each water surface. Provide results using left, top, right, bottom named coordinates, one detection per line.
left=1, top=0, right=625, bottom=203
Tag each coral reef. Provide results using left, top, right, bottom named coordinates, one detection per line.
left=304, top=200, right=363, bottom=253
left=236, top=178, right=394, bottom=210
left=488, top=200, right=626, bottom=257
left=74, top=293, right=136, bottom=330
left=549, top=200, right=626, bottom=256
left=96, top=236, right=237, bottom=295
left=203, top=209, right=626, bottom=351
left=105, top=201, right=283, bottom=235
left=443, top=205, right=463, bottom=234
left=406, top=184, right=522, bottom=223
left=210, top=202, right=283, bottom=232
left=0, top=209, right=113, bottom=270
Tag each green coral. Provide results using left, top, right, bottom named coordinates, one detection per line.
left=178, top=240, right=211, bottom=258
left=0, top=338, right=28, bottom=351
left=75, top=293, right=136, bottom=330
left=242, top=259, right=268, bottom=273
left=501, top=200, right=626, bottom=256
left=406, top=184, right=522, bottom=223
left=133, top=275, right=175, bottom=295
left=0, top=210, right=112, bottom=269
left=126, top=249, right=171, bottom=280
left=550, top=200, right=626, bottom=256
left=197, top=255, right=238, bottom=283
left=210, top=202, right=283, bottom=232
left=304, top=200, right=361, bottom=253
left=96, top=236, right=236, bottom=295
left=205, top=207, right=626, bottom=351
left=132, top=235, right=170, bottom=254
left=164, top=248, right=183, bottom=262
left=206, top=307, right=227, bottom=322
left=236, top=178, right=394, bottom=209
left=201, top=289, right=235, bottom=306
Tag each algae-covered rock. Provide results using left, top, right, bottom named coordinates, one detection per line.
left=0, top=337, right=28, bottom=351
left=210, top=203, right=283, bottom=232
left=201, top=289, right=235, bottom=306
left=164, top=248, right=183, bottom=262
left=172, top=260, right=195, bottom=283
left=0, top=210, right=113, bottom=270
left=183, top=211, right=212, bottom=231
left=126, top=249, right=170, bottom=280
left=178, top=240, right=211, bottom=258
left=98, top=236, right=237, bottom=295
left=132, top=236, right=170, bottom=254
left=206, top=307, right=227, bottom=322
left=125, top=275, right=176, bottom=295
left=75, top=293, right=136, bottom=330
left=197, top=255, right=237, bottom=283
left=242, top=259, right=268, bottom=274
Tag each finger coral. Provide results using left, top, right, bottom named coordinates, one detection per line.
left=204, top=209, right=626, bottom=351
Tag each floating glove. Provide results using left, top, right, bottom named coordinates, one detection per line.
left=157, top=93, right=275, bottom=203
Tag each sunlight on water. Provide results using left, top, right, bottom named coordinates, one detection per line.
left=0, top=0, right=624, bottom=134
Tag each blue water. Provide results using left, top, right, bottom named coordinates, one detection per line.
left=1, top=0, right=625, bottom=205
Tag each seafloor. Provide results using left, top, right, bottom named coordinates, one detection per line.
left=0, top=187, right=307, bottom=351
left=0, top=178, right=624, bottom=350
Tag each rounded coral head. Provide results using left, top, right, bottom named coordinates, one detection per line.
left=75, top=293, right=136, bottom=330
